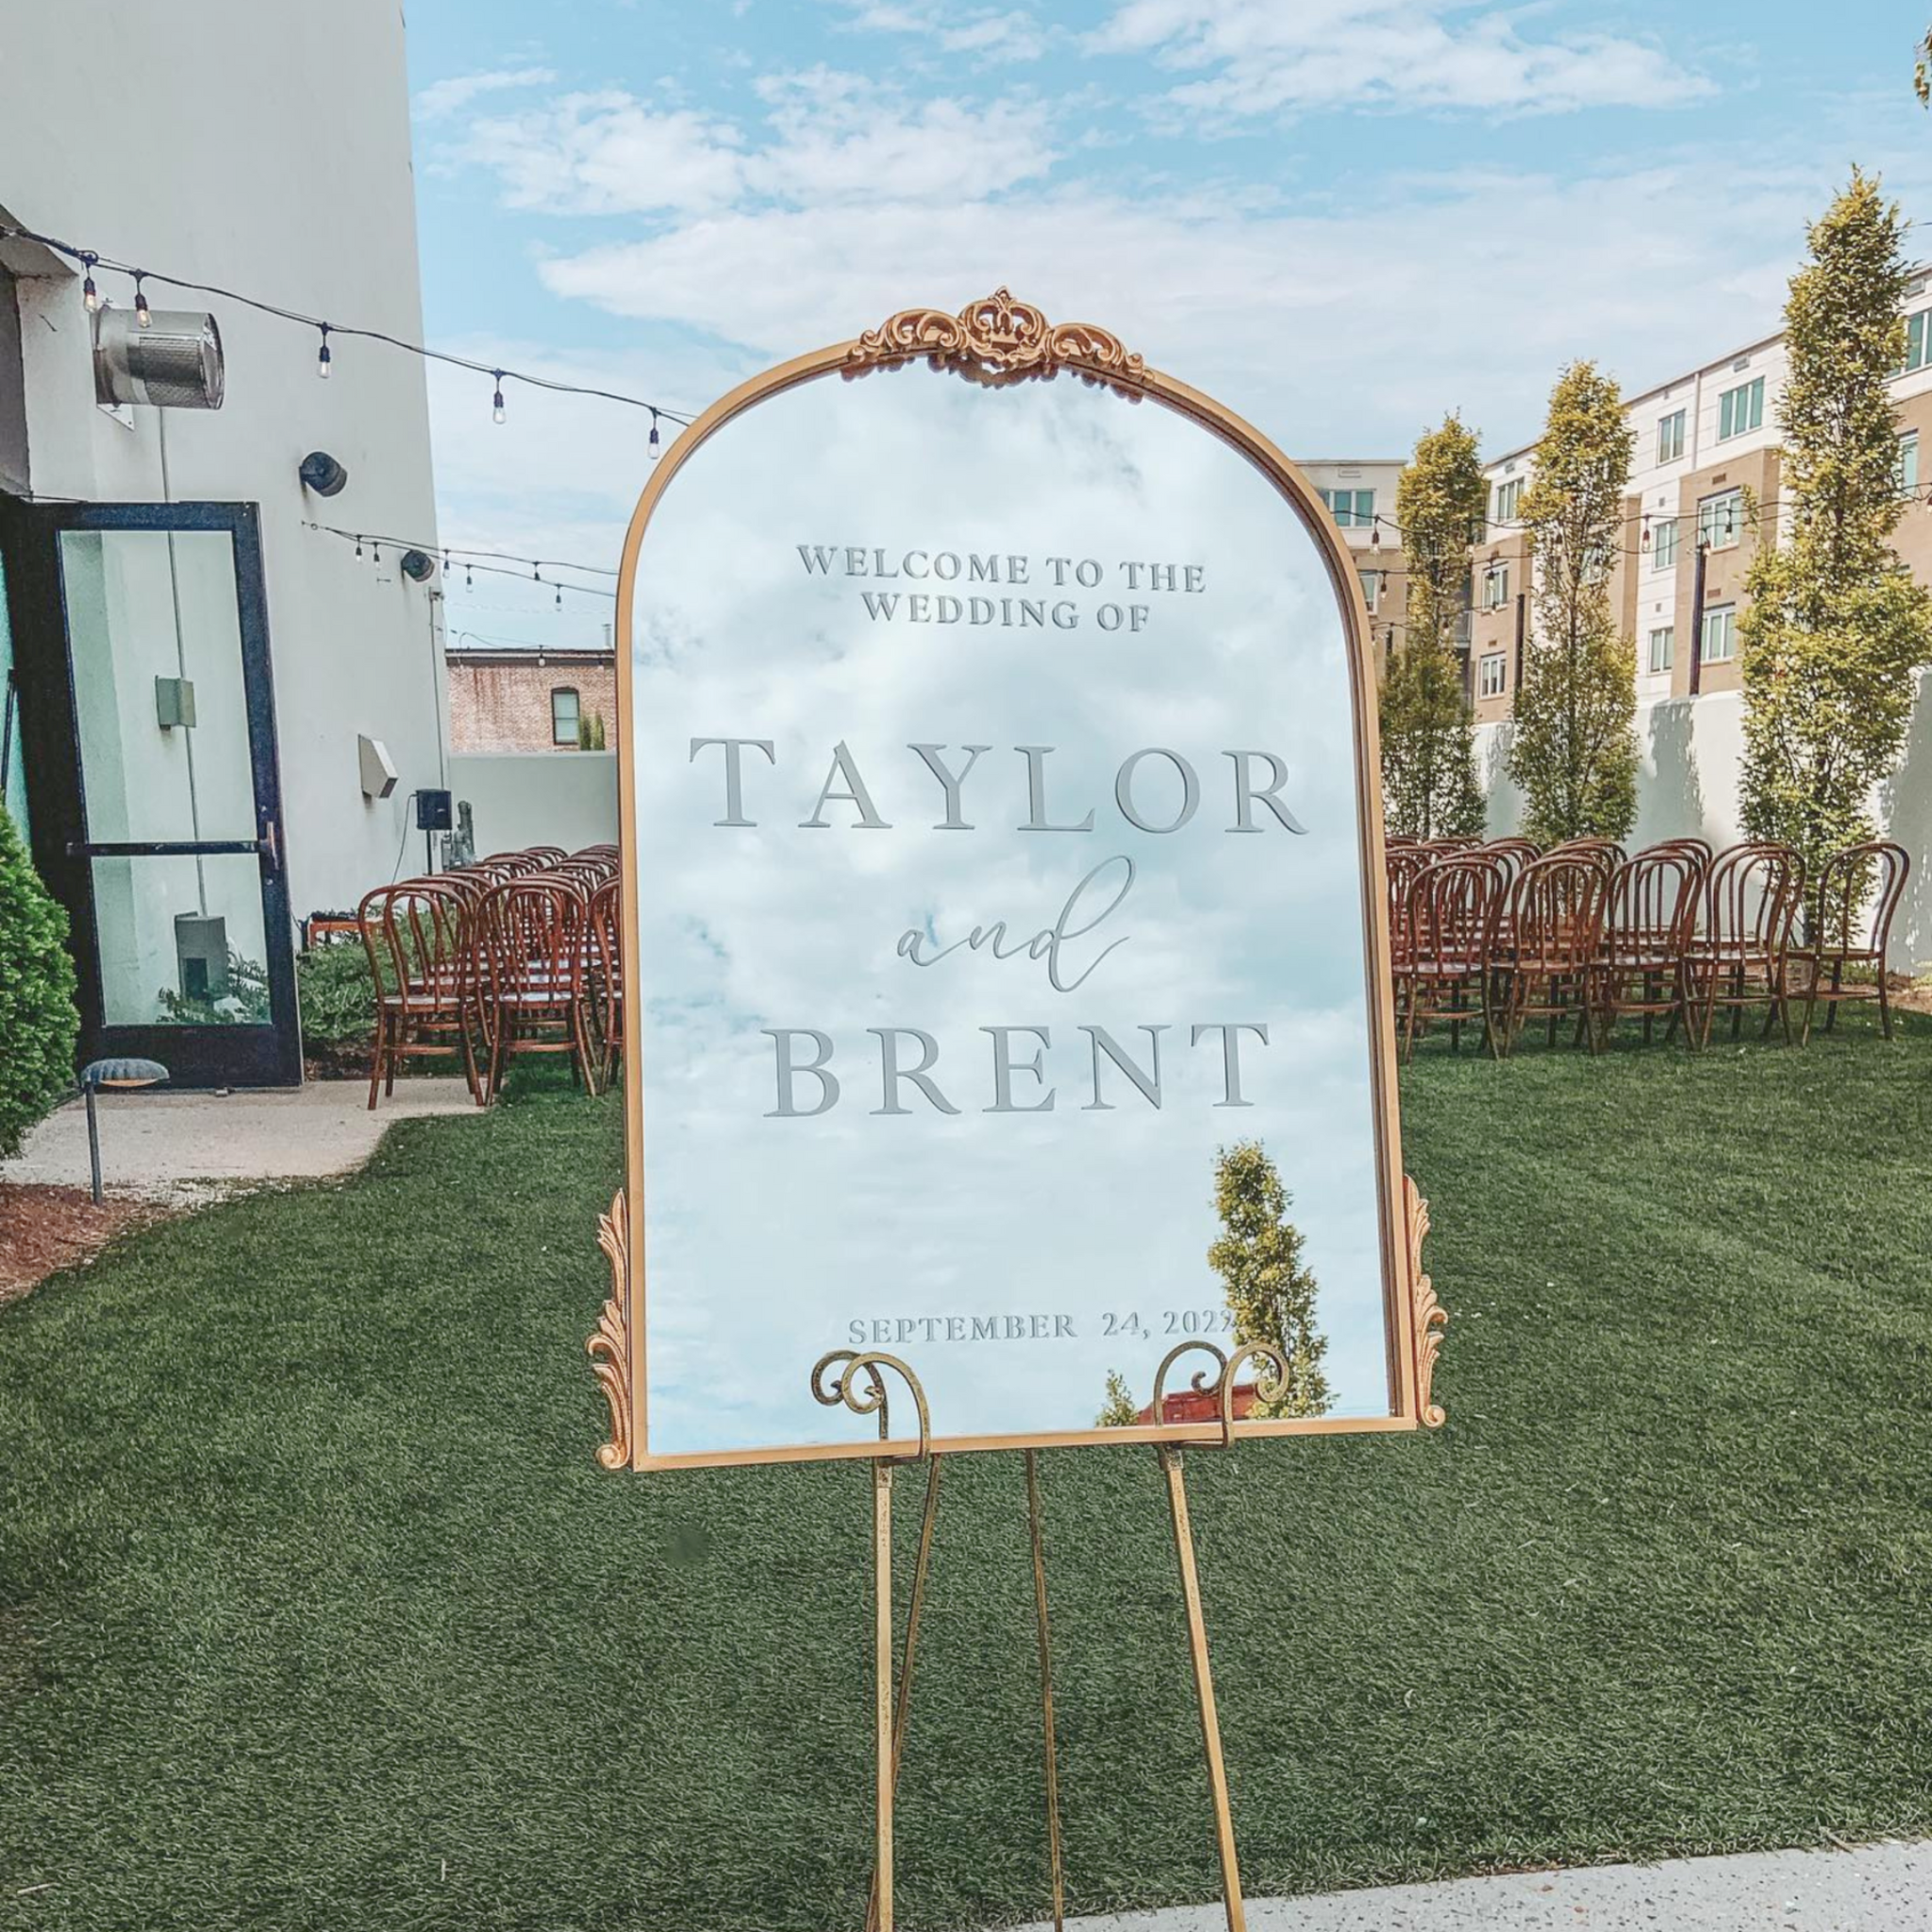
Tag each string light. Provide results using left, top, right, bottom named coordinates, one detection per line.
left=316, top=323, right=332, bottom=380
left=0, top=221, right=695, bottom=430
left=648, top=410, right=661, bottom=462
left=132, top=272, right=151, bottom=327
left=302, top=523, right=623, bottom=599
left=491, top=372, right=507, bottom=425
left=555, top=583, right=563, bottom=610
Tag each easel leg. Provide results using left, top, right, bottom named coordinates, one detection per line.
left=866, top=1459, right=942, bottom=1932
left=873, top=1460, right=895, bottom=1932
left=1025, top=1450, right=1067, bottom=1932
left=1158, top=1447, right=1246, bottom=1932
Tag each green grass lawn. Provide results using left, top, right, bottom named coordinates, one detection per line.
left=3, top=1020, right=1931, bottom=1931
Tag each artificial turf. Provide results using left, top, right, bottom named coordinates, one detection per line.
left=3, top=1018, right=1931, bottom=1930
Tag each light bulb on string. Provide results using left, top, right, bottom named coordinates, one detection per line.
left=355, top=536, right=364, bottom=559
left=132, top=273, right=151, bottom=328
left=1370, top=517, right=1383, bottom=554
left=648, top=410, right=662, bottom=462
left=555, top=583, right=563, bottom=610
left=1641, top=514, right=1651, bottom=552
left=371, top=542, right=381, bottom=566
left=491, top=372, right=507, bottom=425
left=316, top=324, right=332, bottom=380
left=80, top=252, right=99, bottom=313
left=464, top=563, right=474, bottom=590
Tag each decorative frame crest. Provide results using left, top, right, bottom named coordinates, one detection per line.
left=588, top=1191, right=633, bottom=1470
left=848, top=287, right=1145, bottom=390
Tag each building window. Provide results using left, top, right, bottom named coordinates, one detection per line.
left=1697, top=489, right=1742, bottom=551
left=1657, top=409, right=1686, bottom=464
left=1905, top=309, right=1931, bottom=373
left=1478, top=651, right=1507, bottom=698
left=1717, top=376, right=1765, bottom=441
left=1492, top=477, right=1524, bottom=525
left=551, top=686, right=581, bottom=745
left=1899, top=430, right=1920, bottom=498
left=1319, top=488, right=1374, bottom=528
left=1701, top=604, right=1737, bottom=664
left=1653, top=518, right=1678, bottom=570
left=1480, top=562, right=1509, bottom=609
left=1648, top=626, right=1674, bottom=675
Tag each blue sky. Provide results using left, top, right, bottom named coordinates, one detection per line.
left=403, top=0, right=1932, bottom=648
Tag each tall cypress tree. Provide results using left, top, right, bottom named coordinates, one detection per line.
left=1208, top=1141, right=1330, bottom=1420
left=1380, top=415, right=1489, bottom=840
left=1739, top=171, right=1932, bottom=931
left=1507, top=361, right=1640, bottom=843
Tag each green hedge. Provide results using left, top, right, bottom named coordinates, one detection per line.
left=0, top=806, right=79, bottom=1158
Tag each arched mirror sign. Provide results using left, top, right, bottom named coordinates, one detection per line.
left=599, top=291, right=1441, bottom=1470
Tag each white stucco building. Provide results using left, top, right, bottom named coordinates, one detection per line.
left=0, top=0, right=443, bottom=1082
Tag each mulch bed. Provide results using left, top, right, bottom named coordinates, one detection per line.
left=0, top=1185, right=169, bottom=1307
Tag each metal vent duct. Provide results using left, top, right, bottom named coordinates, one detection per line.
left=93, top=306, right=225, bottom=409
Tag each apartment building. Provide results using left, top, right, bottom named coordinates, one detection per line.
left=1470, top=275, right=1932, bottom=726
left=1298, top=458, right=1410, bottom=673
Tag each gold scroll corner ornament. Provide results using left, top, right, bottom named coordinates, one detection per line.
left=588, top=1190, right=633, bottom=1470
left=848, top=287, right=1145, bottom=390
left=1405, top=1174, right=1446, bottom=1428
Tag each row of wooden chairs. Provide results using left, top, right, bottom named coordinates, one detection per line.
left=1389, top=836, right=1910, bottom=1059
left=357, top=845, right=624, bottom=1106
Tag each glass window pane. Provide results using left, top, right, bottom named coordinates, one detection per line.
left=59, top=529, right=257, bottom=843
left=88, top=852, right=271, bottom=1026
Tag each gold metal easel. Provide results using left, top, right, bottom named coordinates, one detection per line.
left=1145, top=1340, right=1291, bottom=1932
left=812, top=1340, right=1287, bottom=1932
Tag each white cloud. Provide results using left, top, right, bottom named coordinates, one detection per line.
left=457, top=92, right=748, bottom=214
left=836, top=2, right=1048, bottom=64
left=452, top=74, right=1054, bottom=215
left=412, top=66, right=557, bottom=122
left=529, top=158, right=1847, bottom=456
left=1089, top=0, right=1712, bottom=118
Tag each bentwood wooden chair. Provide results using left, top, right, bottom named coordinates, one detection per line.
left=1596, top=845, right=1703, bottom=1045
left=1488, top=853, right=1607, bottom=1057
left=1683, top=842, right=1803, bottom=1048
left=1399, top=854, right=1507, bottom=1059
left=358, top=882, right=483, bottom=1107
left=1798, top=841, right=1911, bottom=1042
left=588, top=874, right=625, bottom=1083
left=477, top=874, right=601, bottom=1098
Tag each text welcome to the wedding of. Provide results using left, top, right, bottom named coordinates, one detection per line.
left=689, top=543, right=1310, bottom=1121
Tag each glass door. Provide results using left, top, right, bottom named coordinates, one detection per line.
left=1, top=500, right=299, bottom=1086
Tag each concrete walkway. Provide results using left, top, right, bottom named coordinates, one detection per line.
left=0, top=1079, right=478, bottom=1204
left=1008, top=1841, right=1932, bottom=1931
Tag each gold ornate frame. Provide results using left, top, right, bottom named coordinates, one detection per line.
left=597, top=291, right=1443, bottom=1471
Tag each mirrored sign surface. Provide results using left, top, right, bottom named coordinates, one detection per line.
left=622, top=337, right=1409, bottom=1464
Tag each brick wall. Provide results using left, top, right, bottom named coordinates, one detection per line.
left=446, top=652, right=617, bottom=753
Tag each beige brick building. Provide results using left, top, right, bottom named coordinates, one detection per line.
left=447, top=645, right=617, bottom=753
left=1473, top=281, right=1932, bottom=724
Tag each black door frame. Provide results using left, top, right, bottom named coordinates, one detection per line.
left=0, top=494, right=301, bottom=1086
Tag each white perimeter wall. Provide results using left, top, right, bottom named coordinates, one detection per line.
left=1475, top=669, right=1932, bottom=973
left=0, top=0, right=443, bottom=924
left=450, top=754, right=619, bottom=860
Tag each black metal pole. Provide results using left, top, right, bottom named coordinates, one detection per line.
left=85, top=1082, right=103, bottom=1205
left=1688, top=539, right=1708, bottom=698
left=1, top=667, right=16, bottom=805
